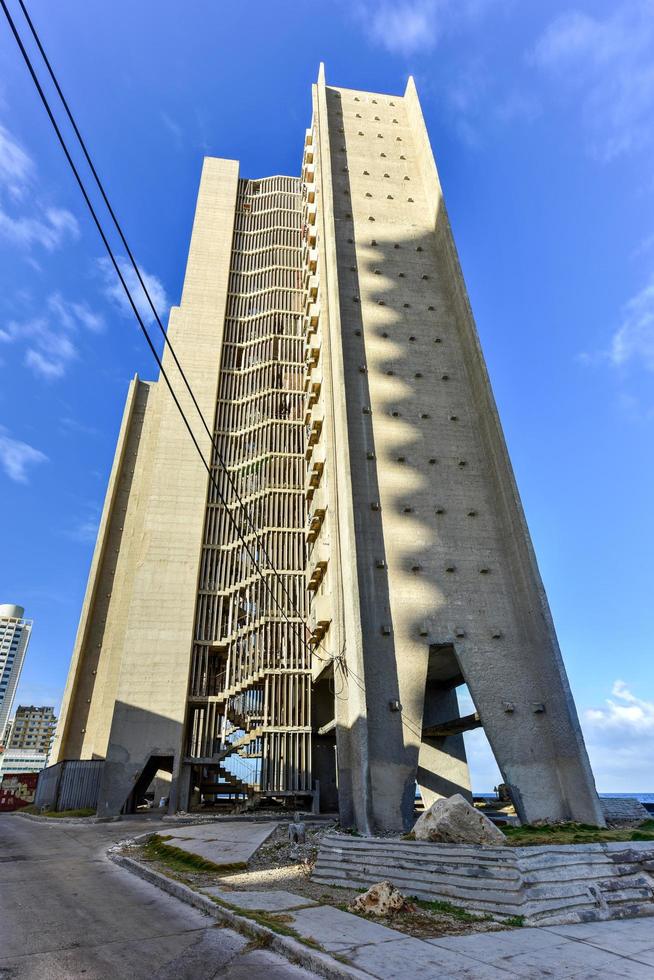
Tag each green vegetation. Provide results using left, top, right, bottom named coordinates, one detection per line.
left=412, top=897, right=492, bottom=923
left=142, top=835, right=246, bottom=875
left=19, top=805, right=95, bottom=818
left=209, top=896, right=323, bottom=950
left=502, top=820, right=654, bottom=846
left=503, top=915, right=525, bottom=928
left=43, top=808, right=96, bottom=818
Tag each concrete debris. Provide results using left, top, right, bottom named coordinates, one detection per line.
left=413, top=793, right=506, bottom=845
left=289, top=820, right=306, bottom=844
left=348, top=880, right=410, bottom=916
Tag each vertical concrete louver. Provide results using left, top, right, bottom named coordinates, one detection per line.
left=53, top=69, right=604, bottom=832
left=186, top=176, right=313, bottom=804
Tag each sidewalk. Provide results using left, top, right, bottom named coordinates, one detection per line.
left=203, top=887, right=654, bottom=977
left=161, top=819, right=279, bottom=867
left=135, top=821, right=654, bottom=977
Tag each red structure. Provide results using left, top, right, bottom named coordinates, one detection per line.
left=0, top=772, right=38, bottom=811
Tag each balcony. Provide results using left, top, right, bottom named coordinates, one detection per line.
left=305, top=303, right=320, bottom=339
left=305, top=411, right=324, bottom=460
left=305, top=248, right=318, bottom=274
left=305, top=128, right=313, bottom=147
left=304, top=376, right=321, bottom=414
left=303, top=383, right=322, bottom=424
left=305, top=335, right=321, bottom=370
left=305, top=275, right=319, bottom=303
left=306, top=203, right=317, bottom=226
left=306, top=485, right=327, bottom=543
left=306, top=444, right=325, bottom=494
left=308, top=590, right=331, bottom=646
left=307, top=539, right=329, bottom=592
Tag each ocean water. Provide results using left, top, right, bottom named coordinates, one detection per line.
left=475, top=792, right=654, bottom=804
left=599, top=793, right=654, bottom=804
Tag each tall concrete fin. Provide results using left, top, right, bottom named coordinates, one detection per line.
left=313, top=70, right=373, bottom=834
left=402, top=77, right=604, bottom=826
left=52, top=374, right=149, bottom=764
left=96, top=158, right=239, bottom=815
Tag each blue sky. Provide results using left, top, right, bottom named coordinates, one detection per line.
left=0, top=0, right=652, bottom=791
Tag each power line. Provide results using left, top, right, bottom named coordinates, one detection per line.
left=0, top=0, right=328, bottom=666
left=13, top=0, right=323, bottom=660
left=2, top=2, right=429, bottom=745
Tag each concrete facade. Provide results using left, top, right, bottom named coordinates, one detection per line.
left=8, top=705, right=57, bottom=758
left=0, top=604, right=32, bottom=745
left=305, top=68, right=603, bottom=831
left=54, top=69, right=603, bottom=830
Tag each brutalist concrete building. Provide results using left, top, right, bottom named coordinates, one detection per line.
left=53, top=68, right=604, bottom=831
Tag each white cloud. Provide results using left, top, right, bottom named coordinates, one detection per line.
left=96, top=255, right=169, bottom=326
left=355, top=0, right=501, bottom=57
left=0, top=426, right=48, bottom=483
left=0, top=205, right=79, bottom=251
left=1, top=293, right=105, bottom=380
left=0, top=120, right=80, bottom=250
left=582, top=680, right=654, bottom=791
left=531, top=3, right=654, bottom=160
left=0, top=123, right=34, bottom=200
left=364, top=0, right=444, bottom=56
left=609, top=276, right=654, bottom=371
left=585, top=680, right=654, bottom=734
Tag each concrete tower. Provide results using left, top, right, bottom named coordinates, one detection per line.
left=53, top=69, right=603, bottom=830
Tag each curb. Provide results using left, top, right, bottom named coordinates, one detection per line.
left=107, top=835, right=368, bottom=980
left=14, top=811, right=120, bottom=825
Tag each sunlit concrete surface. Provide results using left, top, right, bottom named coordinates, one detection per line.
left=0, top=816, right=318, bottom=980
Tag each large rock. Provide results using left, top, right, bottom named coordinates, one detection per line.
left=413, top=793, right=506, bottom=845
left=348, top=880, right=409, bottom=916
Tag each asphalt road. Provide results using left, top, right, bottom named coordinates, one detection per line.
left=0, top=815, right=319, bottom=979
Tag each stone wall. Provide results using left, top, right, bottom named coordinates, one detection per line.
left=313, top=833, right=654, bottom=925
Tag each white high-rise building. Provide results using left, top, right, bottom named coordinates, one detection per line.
left=0, top=605, right=32, bottom=745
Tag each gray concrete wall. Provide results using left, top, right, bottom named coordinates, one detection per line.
left=314, top=833, right=654, bottom=925
left=55, top=158, right=239, bottom=815
left=312, top=70, right=603, bottom=830
left=98, top=157, right=239, bottom=815
left=52, top=376, right=151, bottom=763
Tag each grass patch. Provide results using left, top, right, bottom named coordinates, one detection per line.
left=209, top=896, right=323, bottom=950
left=412, top=897, right=492, bottom=923
left=18, top=806, right=95, bottom=818
left=43, top=808, right=96, bottom=818
left=503, top=821, right=654, bottom=846
left=142, top=835, right=246, bottom=875
left=503, top=915, right=525, bottom=928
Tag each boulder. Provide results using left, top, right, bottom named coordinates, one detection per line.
left=348, top=880, right=408, bottom=916
left=413, top=793, right=506, bottom=845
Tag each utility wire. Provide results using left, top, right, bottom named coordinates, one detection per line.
left=13, top=0, right=325, bottom=661
left=3, top=1, right=428, bottom=742
left=0, top=0, right=326, bottom=664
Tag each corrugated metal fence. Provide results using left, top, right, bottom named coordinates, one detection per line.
left=34, top=760, right=104, bottom=812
